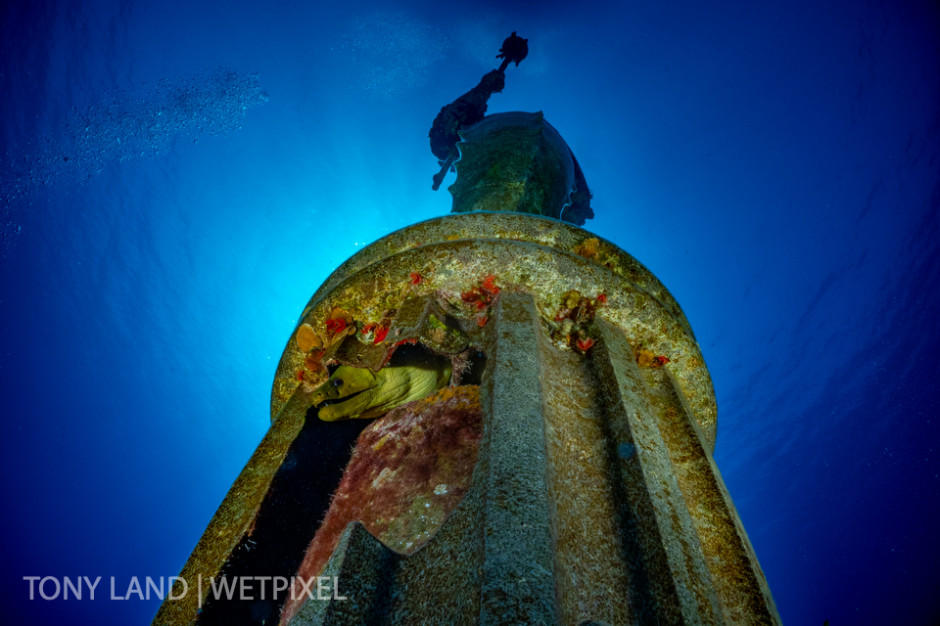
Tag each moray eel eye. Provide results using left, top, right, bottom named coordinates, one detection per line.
left=332, top=378, right=343, bottom=388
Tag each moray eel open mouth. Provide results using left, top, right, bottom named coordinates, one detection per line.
left=311, top=355, right=452, bottom=422
left=317, top=389, right=366, bottom=409
left=316, top=386, right=370, bottom=409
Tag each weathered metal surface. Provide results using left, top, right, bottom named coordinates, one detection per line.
left=451, top=112, right=571, bottom=218
left=448, top=112, right=593, bottom=225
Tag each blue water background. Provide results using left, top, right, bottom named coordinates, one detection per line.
left=1, top=1, right=938, bottom=624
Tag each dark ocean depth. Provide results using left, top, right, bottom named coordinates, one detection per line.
left=1, top=0, right=938, bottom=624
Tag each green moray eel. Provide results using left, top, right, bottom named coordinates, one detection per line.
left=311, top=361, right=452, bottom=421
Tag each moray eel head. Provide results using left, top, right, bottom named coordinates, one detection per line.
left=311, top=366, right=380, bottom=422
left=311, top=360, right=451, bottom=422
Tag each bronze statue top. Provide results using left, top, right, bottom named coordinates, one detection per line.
left=429, top=32, right=528, bottom=190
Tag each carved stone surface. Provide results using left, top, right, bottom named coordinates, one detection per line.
left=155, top=110, right=778, bottom=624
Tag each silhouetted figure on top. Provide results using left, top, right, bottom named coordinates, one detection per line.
left=429, top=70, right=505, bottom=190
left=497, top=32, right=528, bottom=72
left=429, top=32, right=528, bottom=190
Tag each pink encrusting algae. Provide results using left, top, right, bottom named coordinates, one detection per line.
left=281, top=385, right=482, bottom=622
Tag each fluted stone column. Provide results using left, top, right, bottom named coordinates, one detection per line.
left=154, top=113, right=779, bottom=626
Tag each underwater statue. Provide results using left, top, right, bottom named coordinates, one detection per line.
left=429, top=32, right=528, bottom=190
left=496, top=31, right=528, bottom=71
left=311, top=362, right=452, bottom=421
